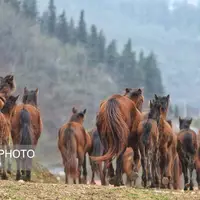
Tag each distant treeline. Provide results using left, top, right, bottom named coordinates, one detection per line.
left=5, top=0, right=164, bottom=98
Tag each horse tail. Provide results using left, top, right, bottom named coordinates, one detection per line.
left=20, top=108, right=32, bottom=146
left=173, top=154, right=181, bottom=190
left=62, top=125, right=77, bottom=179
left=91, top=98, right=129, bottom=162
left=183, top=132, right=196, bottom=155
left=142, top=122, right=152, bottom=146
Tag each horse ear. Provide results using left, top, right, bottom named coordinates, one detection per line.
left=154, top=94, right=158, bottom=100
left=83, top=109, right=87, bottom=115
left=189, top=118, right=193, bottom=124
left=14, top=95, right=20, bottom=101
left=138, top=88, right=142, bottom=94
left=24, top=87, right=28, bottom=94
left=149, top=100, right=152, bottom=108
left=179, top=116, right=182, bottom=122
left=0, top=77, right=3, bottom=83
left=35, top=88, right=39, bottom=94
left=72, top=107, right=77, bottom=114
left=166, top=94, right=170, bottom=100
left=125, top=88, right=131, bottom=93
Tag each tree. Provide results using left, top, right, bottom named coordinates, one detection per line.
left=88, top=24, right=98, bottom=66
left=68, top=18, right=77, bottom=45
left=47, top=0, right=56, bottom=35
left=97, top=30, right=106, bottom=63
left=40, top=11, right=49, bottom=34
left=56, top=11, right=69, bottom=44
left=77, top=10, right=87, bottom=44
left=105, top=39, right=118, bottom=73
left=142, top=52, right=164, bottom=98
left=4, top=0, right=20, bottom=13
left=22, top=0, right=37, bottom=20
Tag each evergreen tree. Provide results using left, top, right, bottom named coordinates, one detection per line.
left=77, top=10, right=87, bottom=44
left=40, top=11, right=49, bottom=34
left=142, top=52, right=164, bottom=98
left=22, top=0, right=37, bottom=19
left=105, top=39, right=118, bottom=74
left=118, top=38, right=137, bottom=87
left=97, top=30, right=106, bottom=63
left=88, top=24, right=98, bottom=66
left=47, top=0, right=56, bottom=35
left=56, top=11, right=69, bottom=44
left=68, top=18, right=77, bottom=45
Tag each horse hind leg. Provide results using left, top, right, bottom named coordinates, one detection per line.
left=1, top=145, right=8, bottom=180
left=7, top=144, right=12, bottom=174
left=189, top=157, right=194, bottom=190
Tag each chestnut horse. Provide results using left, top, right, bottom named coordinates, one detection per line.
left=58, top=107, right=91, bottom=184
left=1, top=95, right=19, bottom=175
left=91, top=88, right=143, bottom=186
left=177, top=117, right=197, bottom=190
left=122, top=147, right=141, bottom=187
left=11, top=87, right=43, bottom=181
left=154, top=94, right=178, bottom=189
left=137, top=99, right=161, bottom=188
left=0, top=95, right=19, bottom=179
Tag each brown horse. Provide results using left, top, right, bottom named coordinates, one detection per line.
left=195, top=130, right=200, bottom=189
left=91, top=88, right=143, bottom=186
left=0, top=75, right=16, bottom=109
left=58, top=107, right=92, bottom=184
left=1, top=95, right=19, bottom=175
left=177, top=117, right=197, bottom=190
left=137, top=99, right=161, bottom=188
left=11, top=87, right=43, bottom=181
left=122, top=147, right=141, bottom=187
left=154, top=94, right=177, bottom=189
left=0, top=95, right=19, bottom=179
left=88, top=128, right=105, bottom=185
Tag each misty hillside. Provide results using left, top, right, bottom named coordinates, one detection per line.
left=40, top=0, right=200, bottom=106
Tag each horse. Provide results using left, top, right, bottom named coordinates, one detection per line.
left=91, top=88, right=144, bottom=186
left=195, top=130, right=200, bottom=189
left=177, top=117, right=197, bottom=190
left=122, top=147, right=141, bottom=187
left=58, top=107, right=92, bottom=184
left=1, top=95, right=19, bottom=175
left=0, top=75, right=16, bottom=109
left=11, top=87, right=43, bottom=181
left=137, top=99, right=161, bottom=188
left=88, top=128, right=105, bottom=185
left=0, top=95, right=19, bottom=179
left=154, top=94, right=178, bottom=189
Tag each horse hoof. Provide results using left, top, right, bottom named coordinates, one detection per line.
left=7, top=170, right=11, bottom=175
left=109, top=177, right=115, bottom=185
left=90, top=181, right=96, bottom=185
left=162, top=177, right=169, bottom=185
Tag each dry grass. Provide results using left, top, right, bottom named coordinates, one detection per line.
left=0, top=181, right=199, bottom=200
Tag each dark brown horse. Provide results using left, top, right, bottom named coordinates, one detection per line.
left=195, top=130, right=200, bottom=189
left=137, top=99, right=161, bottom=188
left=11, top=87, right=43, bottom=181
left=91, top=88, right=143, bottom=186
left=58, top=107, right=92, bottom=184
left=154, top=94, right=178, bottom=189
left=1, top=95, right=19, bottom=175
left=88, top=128, right=105, bottom=185
left=177, top=117, right=197, bottom=190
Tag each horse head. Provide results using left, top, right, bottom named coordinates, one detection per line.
left=23, top=87, right=38, bottom=107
